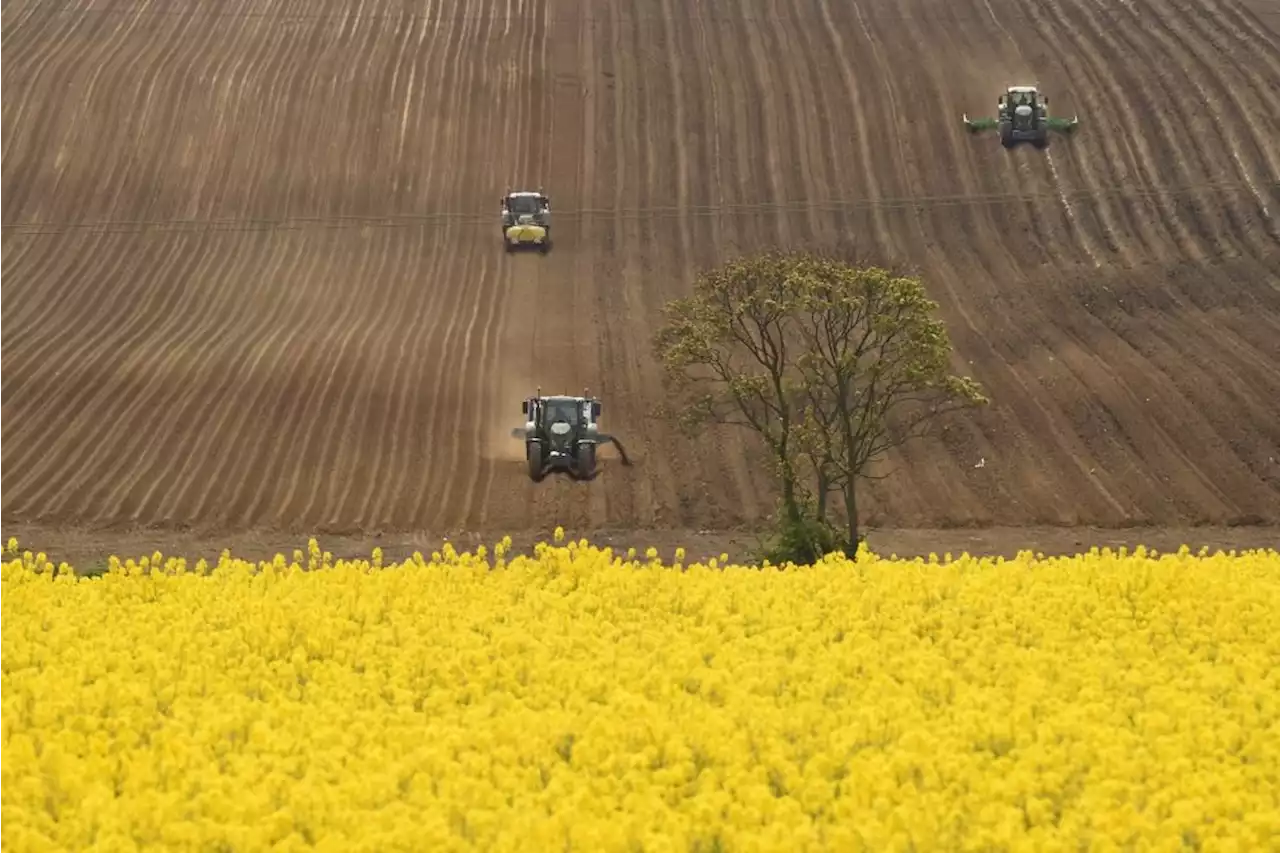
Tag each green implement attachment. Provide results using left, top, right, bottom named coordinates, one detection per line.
left=962, top=115, right=999, bottom=132
left=964, top=113, right=1080, bottom=135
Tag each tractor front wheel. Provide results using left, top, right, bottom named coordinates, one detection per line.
left=527, top=442, right=545, bottom=482
left=576, top=443, right=596, bottom=480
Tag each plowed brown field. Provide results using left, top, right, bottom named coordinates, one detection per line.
left=4, top=0, right=1280, bottom=546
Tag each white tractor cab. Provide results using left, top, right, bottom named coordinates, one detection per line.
left=501, top=190, right=551, bottom=253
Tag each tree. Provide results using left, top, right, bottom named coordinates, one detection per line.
left=651, top=253, right=811, bottom=531
left=789, top=256, right=988, bottom=549
left=653, top=250, right=987, bottom=559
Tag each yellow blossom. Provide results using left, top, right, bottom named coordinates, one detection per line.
left=2, top=542, right=1277, bottom=850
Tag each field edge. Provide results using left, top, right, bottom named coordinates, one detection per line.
left=5, top=521, right=1278, bottom=571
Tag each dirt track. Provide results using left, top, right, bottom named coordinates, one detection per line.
left=3, top=0, right=1280, bottom=543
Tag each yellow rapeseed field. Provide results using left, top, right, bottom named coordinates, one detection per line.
left=3, top=531, right=1279, bottom=852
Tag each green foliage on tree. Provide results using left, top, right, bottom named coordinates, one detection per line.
left=653, top=250, right=988, bottom=562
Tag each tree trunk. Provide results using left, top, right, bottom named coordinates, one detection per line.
left=816, top=468, right=829, bottom=519
left=779, top=465, right=803, bottom=526
left=843, top=480, right=862, bottom=557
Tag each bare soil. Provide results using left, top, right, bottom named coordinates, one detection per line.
left=3, top=0, right=1278, bottom=554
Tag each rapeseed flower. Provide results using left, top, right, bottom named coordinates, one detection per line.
left=3, top=540, right=1278, bottom=851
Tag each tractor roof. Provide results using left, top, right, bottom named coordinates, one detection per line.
left=1008, top=85, right=1039, bottom=93
left=507, top=190, right=544, bottom=197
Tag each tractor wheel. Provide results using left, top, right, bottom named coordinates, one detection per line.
left=527, top=442, right=545, bottom=482
left=505, top=240, right=515, bottom=253
left=539, top=240, right=550, bottom=255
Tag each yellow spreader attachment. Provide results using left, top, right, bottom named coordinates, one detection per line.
left=506, top=223, right=547, bottom=245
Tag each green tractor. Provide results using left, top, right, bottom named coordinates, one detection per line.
left=963, top=85, right=1079, bottom=148
left=511, top=389, right=633, bottom=482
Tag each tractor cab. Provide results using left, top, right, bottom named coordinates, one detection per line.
left=1001, top=86, right=1041, bottom=111
left=999, top=86, right=1045, bottom=134
left=502, top=191, right=550, bottom=225
left=522, top=394, right=600, bottom=439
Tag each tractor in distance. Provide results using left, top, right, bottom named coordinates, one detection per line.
left=963, top=84, right=1079, bottom=148
left=501, top=189, right=552, bottom=253
left=511, top=389, right=632, bottom=482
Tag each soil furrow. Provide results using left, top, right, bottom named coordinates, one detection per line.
left=1050, top=0, right=1252, bottom=256
left=6, top=0, right=1280, bottom=541
left=1006, top=0, right=1208, bottom=260
left=809, top=0, right=899, bottom=258
left=1138, top=0, right=1279, bottom=244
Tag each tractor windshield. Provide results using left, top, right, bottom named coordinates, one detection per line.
left=1010, top=90, right=1036, bottom=107
left=543, top=399, right=581, bottom=427
left=507, top=195, right=541, bottom=214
